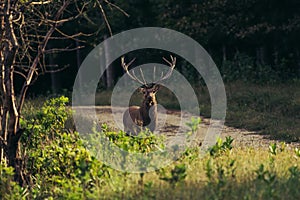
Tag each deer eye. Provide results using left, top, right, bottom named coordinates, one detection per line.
left=141, top=90, right=147, bottom=95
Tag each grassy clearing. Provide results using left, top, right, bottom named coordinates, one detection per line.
left=225, top=81, right=300, bottom=142
left=2, top=96, right=299, bottom=199
left=94, top=143, right=300, bottom=200
left=95, top=81, right=300, bottom=142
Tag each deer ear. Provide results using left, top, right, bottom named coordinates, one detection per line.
left=139, top=87, right=146, bottom=93
left=153, top=84, right=160, bottom=93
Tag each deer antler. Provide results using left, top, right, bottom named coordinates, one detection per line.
left=155, top=55, right=176, bottom=83
left=121, top=56, right=146, bottom=85
left=121, top=55, right=176, bottom=86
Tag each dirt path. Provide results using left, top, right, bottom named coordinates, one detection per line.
left=74, top=106, right=298, bottom=149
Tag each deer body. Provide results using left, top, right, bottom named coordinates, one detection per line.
left=123, top=85, right=159, bottom=135
left=120, top=55, right=176, bottom=136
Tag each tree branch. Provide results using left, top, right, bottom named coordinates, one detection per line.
left=44, top=46, right=84, bottom=54
left=97, top=0, right=112, bottom=36
left=18, top=0, right=71, bottom=113
left=104, top=0, right=130, bottom=17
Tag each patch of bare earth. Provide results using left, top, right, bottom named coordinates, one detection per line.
left=75, top=106, right=298, bottom=149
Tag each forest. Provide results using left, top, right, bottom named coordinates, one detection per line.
left=29, top=0, right=300, bottom=91
left=1, top=0, right=300, bottom=199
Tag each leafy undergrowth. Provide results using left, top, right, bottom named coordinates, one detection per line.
left=1, top=97, right=299, bottom=199
left=98, top=138, right=300, bottom=200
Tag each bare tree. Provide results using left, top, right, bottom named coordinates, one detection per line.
left=0, top=0, right=124, bottom=185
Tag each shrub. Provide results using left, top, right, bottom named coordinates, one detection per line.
left=0, top=164, right=27, bottom=199
left=20, top=96, right=109, bottom=199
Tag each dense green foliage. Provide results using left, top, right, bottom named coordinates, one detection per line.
left=126, top=0, right=300, bottom=82
left=32, top=0, right=300, bottom=92
left=19, top=97, right=109, bottom=199
left=0, top=97, right=299, bottom=199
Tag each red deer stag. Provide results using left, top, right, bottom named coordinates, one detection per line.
left=121, top=55, right=176, bottom=136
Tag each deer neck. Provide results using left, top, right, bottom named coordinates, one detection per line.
left=140, top=100, right=157, bottom=126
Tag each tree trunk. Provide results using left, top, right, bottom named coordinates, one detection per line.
left=0, top=0, right=26, bottom=185
left=273, top=45, right=279, bottom=66
left=49, top=46, right=59, bottom=93
left=104, top=35, right=114, bottom=88
left=7, top=129, right=24, bottom=185
left=296, top=49, right=300, bottom=76
left=256, top=46, right=266, bottom=66
left=76, top=40, right=83, bottom=87
left=222, top=45, right=227, bottom=62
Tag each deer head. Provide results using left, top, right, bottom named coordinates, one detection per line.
left=140, top=83, right=159, bottom=107
left=121, top=55, right=176, bottom=135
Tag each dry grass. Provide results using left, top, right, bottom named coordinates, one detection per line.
left=96, top=145, right=300, bottom=200
left=95, top=81, right=300, bottom=142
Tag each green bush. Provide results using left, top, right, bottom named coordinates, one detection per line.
left=20, top=96, right=109, bottom=199
left=0, top=164, right=27, bottom=199
left=102, top=124, right=165, bottom=153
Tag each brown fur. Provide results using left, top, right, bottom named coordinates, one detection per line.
left=123, top=84, right=159, bottom=135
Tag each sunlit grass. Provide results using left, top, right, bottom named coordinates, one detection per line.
left=96, top=144, right=300, bottom=200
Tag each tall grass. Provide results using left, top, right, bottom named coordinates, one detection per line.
left=225, top=81, right=300, bottom=141
left=94, top=141, right=300, bottom=200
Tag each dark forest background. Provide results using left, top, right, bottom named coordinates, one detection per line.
left=29, top=0, right=300, bottom=94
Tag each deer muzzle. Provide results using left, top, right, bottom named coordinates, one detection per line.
left=146, top=96, right=155, bottom=106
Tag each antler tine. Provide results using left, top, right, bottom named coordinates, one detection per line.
left=121, top=56, right=145, bottom=85
left=139, top=68, right=147, bottom=85
left=131, top=70, right=146, bottom=85
left=153, top=66, right=156, bottom=82
left=162, top=55, right=176, bottom=68
left=121, top=56, right=136, bottom=70
left=126, top=57, right=136, bottom=68
left=156, top=55, right=176, bottom=83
